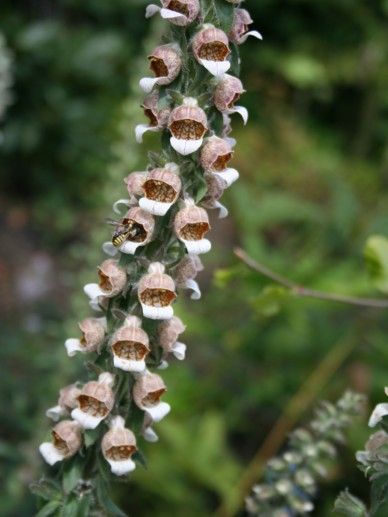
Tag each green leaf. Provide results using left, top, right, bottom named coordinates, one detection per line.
left=96, top=478, right=127, bottom=517
left=30, top=478, right=61, bottom=501
left=35, top=500, right=62, bottom=517
left=60, top=497, right=79, bottom=517
left=364, top=235, right=388, bottom=294
left=370, top=473, right=388, bottom=516
left=251, top=285, right=290, bottom=317
left=84, top=428, right=101, bottom=448
left=62, top=459, right=82, bottom=494
left=213, top=0, right=234, bottom=33
left=133, top=448, right=148, bottom=470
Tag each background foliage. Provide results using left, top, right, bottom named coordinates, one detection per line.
left=1, top=0, right=388, bottom=515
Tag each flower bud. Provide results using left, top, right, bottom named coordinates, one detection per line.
left=65, top=317, right=106, bottom=357
left=133, top=372, right=170, bottom=423
left=111, top=207, right=155, bottom=255
left=111, top=316, right=150, bottom=373
left=102, top=416, right=137, bottom=476
left=138, top=262, right=176, bottom=320
left=192, top=25, right=231, bottom=77
left=146, top=0, right=200, bottom=27
left=214, top=74, right=248, bottom=124
left=39, top=420, right=82, bottom=465
left=140, top=44, right=182, bottom=93
left=158, top=316, right=186, bottom=360
left=46, top=383, right=82, bottom=421
left=139, top=163, right=181, bottom=216
left=200, top=135, right=239, bottom=187
left=174, top=200, right=211, bottom=254
left=84, top=260, right=127, bottom=310
left=71, top=372, right=115, bottom=429
left=168, top=97, right=208, bottom=155
left=229, top=9, right=262, bottom=44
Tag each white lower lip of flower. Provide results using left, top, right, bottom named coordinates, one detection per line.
left=214, top=200, right=228, bottom=219
left=143, top=401, right=171, bottom=423
left=71, top=408, right=105, bottom=429
left=227, top=105, right=248, bottom=125
left=64, top=338, right=84, bottom=357
left=199, top=59, right=230, bottom=77
left=160, top=8, right=186, bottom=20
left=102, top=241, right=118, bottom=257
left=170, top=136, right=203, bottom=155
left=181, top=238, right=212, bottom=255
left=143, top=425, right=159, bottom=442
left=139, top=197, right=172, bottom=216
left=184, top=278, right=201, bottom=300
left=239, top=30, right=263, bottom=44
left=84, top=283, right=106, bottom=301
left=225, top=136, right=237, bottom=148
left=113, top=355, right=146, bottom=373
left=139, top=77, right=160, bottom=94
left=89, top=299, right=103, bottom=312
left=355, top=450, right=369, bottom=465
left=113, top=198, right=131, bottom=215
left=45, top=405, right=66, bottom=421
left=39, top=442, right=66, bottom=465
left=107, top=458, right=136, bottom=476
left=135, top=123, right=160, bottom=143
left=214, top=167, right=239, bottom=187
left=119, top=240, right=144, bottom=255
left=141, top=303, right=174, bottom=320
left=172, top=341, right=186, bottom=360
left=368, top=403, right=388, bottom=427
left=157, top=360, right=169, bottom=370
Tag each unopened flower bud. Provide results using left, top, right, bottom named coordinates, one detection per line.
left=39, top=420, right=82, bottom=465
left=138, top=262, right=176, bottom=320
left=71, top=372, right=115, bottom=429
left=65, top=317, right=106, bottom=357
left=192, top=25, right=231, bottom=77
left=139, top=163, right=181, bottom=216
left=46, top=383, right=82, bottom=421
left=174, top=200, right=211, bottom=254
left=140, top=44, right=182, bottom=93
left=102, top=416, right=137, bottom=476
left=168, top=97, right=208, bottom=155
left=146, top=0, right=200, bottom=27
left=111, top=316, right=150, bottom=373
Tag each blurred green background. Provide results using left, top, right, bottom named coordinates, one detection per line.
left=1, top=0, right=388, bottom=515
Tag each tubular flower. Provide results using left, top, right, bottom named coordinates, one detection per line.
left=168, top=97, right=208, bottom=155
left=139, top=162, right=181, bottom=216
left=200, top=135, right=239, bottom=187
left=174, top=199, right=211, bottom=254
left=133, top=372, right=171, bottom=441
left=65, top=317, right=106, bottom=357
left=110, top=316, right=150, bottom=373
left=46, top=384, right=81, bottom=421
left=214, top=73, right=248, bottom=124
left=84, top=259, right=127, bottom=311
left=102, top=416, right=137, bottom=476
left=146, top=0, right=200, bottom=26
left=37, top=2, right=261, bottom=511
left=139, top=44, right=182, bottom=94
left=138, top=262, right=177, bottom=319
left=39, top=420, right=82, bottom=466
left=135, top=92, right=170, bottom=143
left=71, top=373, right=115, bottom=429
left=158, top=316, right=187, bottom=361
left=192, top=25, right=231, bottom=77
left=229, top=9, right=263, bottom=44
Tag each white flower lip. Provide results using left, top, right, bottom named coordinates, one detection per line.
left=64, top=338, right=83, bottom=357
left=143, top=425, right=159, bottom=442
left=139, top=197, right=172, bottom=216
left=240, top=30, right=263, bottom=43
left=368, top=403, right=388, bottom=427
left=102, top=242, right=118, bottom=257
left=172, top=341, right=186, bottom=360
left=227, top=106, right=248, bottom=125
left=143, top=401, right=171, bottom=423
left=182, top=238, right=212, bottom=255
left=139, top=77, right=160, bottom=93
left=107, top=458, right=136, bottom=476
left=39, top=442, right=65, bottom=466
left=214, top=200, right=228, bottom=219
left=113, top=355, right=146, bottom=373
left=170, top=136, right=203, bottom=155
left=199, top=59, right=230, bottom=77
left=214, top=167, right=239, bottom=187
left=84, top=283, right=106, bottom=300
left=141, top=303, right=174, bottom=320
left=45, top=405, right=66, bottom=422
left=71, top=408, right=105, bottom=429
left=119, top=240, right=143, bottom=255
left=135, top=123, right=160, bottom=143
left=160, top=8, right=186, bottom=20
left=113, top=198, right=131, bottom=215
left=184, top=278, right=201, bottom=300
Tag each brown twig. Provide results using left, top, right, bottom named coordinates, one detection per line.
left=235, top=247, right=388, bottom=309
left=215, top=334, right=357, bottom=517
